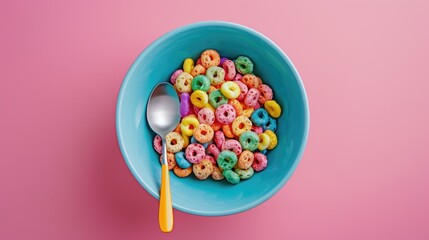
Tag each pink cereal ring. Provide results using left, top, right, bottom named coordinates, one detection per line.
left=214, top=130, right=225, bottom=149
left=257, top=84, right=273, bottom=104
left=223, top=60, right=236, bottom=80
left=254, top=102, right=261, bottom=110
left=185, top=143, right=206, bottom=163
left=153, top=135, right=162, bottom=154
left=252, top=152, right=268, bottom=171
left=234, top=73, right=242, bottom=81
left=221, top=139, right=242, bottom=156
left=180, top=93, right=191, bottom=117
left=170, top=69, right=183, bottom=85
left=198, top=107, right=215, bottom=125
left=244, top=88, right=260, bottom=107
left=234, top=81, right=248, bottom=101
left=215, top=104, right=236, bottom=125
left=204, top=155, right=216, bottom=165
left=251, top=125, right=263, bottom=134
left=207, top=144, right=220, bottom=159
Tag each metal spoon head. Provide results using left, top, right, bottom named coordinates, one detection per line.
left=147, top=82, right=181, bottom=137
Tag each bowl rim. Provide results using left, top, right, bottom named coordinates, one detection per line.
left=116, top=21, right=310, bottom=216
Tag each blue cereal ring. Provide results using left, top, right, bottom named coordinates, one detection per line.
left=175, top=151, right=191, bottom=169
left=262, top=117, right=277, bottom=132
left=250, top=108, right=269, bottom=126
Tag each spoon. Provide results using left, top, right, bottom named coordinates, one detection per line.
left=147, top=82, right=181, bottom=233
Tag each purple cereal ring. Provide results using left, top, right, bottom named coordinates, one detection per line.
left=251, top=125, right=263, bottom=134
left=185, top=143, right=205, bottom=163
left=153, top=135, right=162, bottom=154
left=207, top=144, right=220, bottom=159
left=214, top=130, right=225, bottom=149
left=221, top=139, right=242, bottom=155
left=215, top=104, right=236, bottom=125
left=234, top=81, right=248, bottom=101
left=170, top=69, right=183, bottom=85
left=180, top=93, right=191, bottom=117
left=219, top=57, right=228, bottom=67
left=198, top=107, right=215, bottom=125
left=234, top=73, right=242, bottom=81
left=223, top=60, right=236, bottom=81
left=252, top=152, right=268, bottom=171
left=204, top=155, right=216, bottom=165
left=244, top=88, right=260, bottom=107
left=257, top=84, right=273, bottom=104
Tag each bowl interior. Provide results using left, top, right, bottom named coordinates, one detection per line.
left=116, top=22, right=309, bottom=216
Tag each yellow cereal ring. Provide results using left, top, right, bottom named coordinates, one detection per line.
left=228, top=99, right=243, bottom=116
left=220, top=81, right=241, bottom=99
left=264, top=100, right=281, bottom=118
left=231, top=115, right=252, bottom=136
left=165, top=132, right=184, bottom=153
left=204, top=102, right=215, bottom=112
left=264, top=130, right=278, bottom=150
left=242, top=107, right=254, bottom=118
left=183, top=58, right=194, bottom=73
left=180, top=116, right=199, bottom=136
left=182, top=133, right=189, bottom=148
left=173, top=165, right=192, bottom=177
left=257, top=133, right=271, bottom=151
left=190, top=90, right=209, bottom=108
left=174, top=72, right=193, bottom=93
left=190, top=64, right=206, bottom=77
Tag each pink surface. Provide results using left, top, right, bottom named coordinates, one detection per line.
left=1, top=0, right=429, bottom=239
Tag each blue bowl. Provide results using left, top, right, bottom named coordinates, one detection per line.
left=116, top=21, right=309, bottom=216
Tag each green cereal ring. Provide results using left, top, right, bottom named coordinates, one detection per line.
left=235, top=56, right=254, bottom=75
left=235, top=167, right=254, bottom=180
left=209, top=90, right=228, bottom=108
left=206, top=66, right=225, bottom=86
left=217, top=150, right=238, bottom=170
left=223, top=169, right=240, bottom=184
left=191, top=75, right=211, bottom=92
left=239, top=131, right=259, bottom=151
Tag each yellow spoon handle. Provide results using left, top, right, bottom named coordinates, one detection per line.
left=159, top=142, right=173, bottom=232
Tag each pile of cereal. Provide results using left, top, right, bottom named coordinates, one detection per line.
left=152, top=49, right=281, bottom=184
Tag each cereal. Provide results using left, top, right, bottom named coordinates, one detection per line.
left=223, top=169, right=240, bottom=184
left=193, top=124, right=214, bottom=143
left=201, top=49, right=220, bottom=68
left=173, top=165, right=193, bottom=177
left=264, top=100, right=281, bottom=118
left=206, top=66, right=225, bottom=86
left=152, top=50, right=282, bottom=184
left=185, top=143, right=206, bottom=164
left=193, top=159, right=214, bottom=180
left=190, top=90, right=209, bottom=108
left=222, top=60, right=236, bottom=80
left=239, top=131, right=259, bottom=151
left=197, top=107, right=215, bottom=125
left=159, top=152, right=176, bottom=170
left=165, top=132, right=184, bottom=153
left=235, top=56, right=254, bottom=74
left=252, top=152, right=268, bottom=171
left=220, top=81, right=240, bottom=99
left=250, top=108, right=269, bottom=126
left=175, top=72, right=193, bottom=93
left=215, top=104, right=236, bottom=125
left=183, top=58, right=194, bottom=73
left=237, top=150, right=254, bottom=169
left=208, top=90, right=228, bottom=108
left=257, top=133, right=271, bottom=151
left=231, top=115, right=252, bottom=136
left=217, top=150, right=238, bottom=170
left=191, top=75, right=210, bottom=92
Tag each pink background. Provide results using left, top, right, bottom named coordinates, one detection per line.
left=1, top=0, right=428, bottom=239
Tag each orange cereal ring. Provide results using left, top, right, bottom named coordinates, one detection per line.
left=173, top=123, right=181, bottom=134
left=231, top=115, right=252, bottom=136
left=190, top=64, right=206, bottom=77
left=211, top=165, right=224, bottom=180
left=159, top=152, right=176, bottom=170
left=228, top=99, right=243, bottom=116
left=200, top=49, right=220, bottom=68
left=193, top=124, right=214, bottom=143
left=256, top=76, right=263, bottom=85
left=211, top=121, right=222, bottom=131
left=241, top=74, right=259, bottom=88
left=193, top=159, right=214, bottom=180
left=208, top=85, right=217, bottom=93
left=237, top=150, right=254, bottom=169
left=222, top=124, right=235, bottom=138
left=173, top=165, right=193, bottom=177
